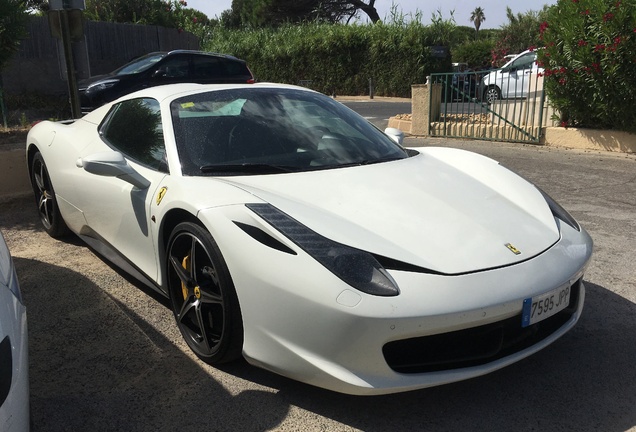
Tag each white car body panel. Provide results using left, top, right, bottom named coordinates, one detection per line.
left=0, top=233, right=29, bottom=430
left=25, top=83, right=593, bottom=395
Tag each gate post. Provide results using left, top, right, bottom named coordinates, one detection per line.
left=411, top=80, right=441, bottom=136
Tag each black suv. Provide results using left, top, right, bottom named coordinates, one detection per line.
left=78, top=50, right=254, bottom=113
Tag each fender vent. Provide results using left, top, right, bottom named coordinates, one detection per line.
left=234, top=222, right=296, bottom=255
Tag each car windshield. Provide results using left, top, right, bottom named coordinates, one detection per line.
left=114, top=53, right=166, bottom=75
left=171, top=88, right=409, bottom=176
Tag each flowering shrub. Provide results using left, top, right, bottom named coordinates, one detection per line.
left=538, top=0, right=636, bottom=132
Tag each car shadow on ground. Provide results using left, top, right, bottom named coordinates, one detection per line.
left=15, top=257, right=290, bottom=432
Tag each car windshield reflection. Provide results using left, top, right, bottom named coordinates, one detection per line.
left=114, top=53, right=166, bottom=75
left=170, top=88, right=409, bottom=176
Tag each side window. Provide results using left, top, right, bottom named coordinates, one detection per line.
left=512, top=53, right=537, bottom=70
left=222, top=59, right=250, bottom=76
left=192, top=56, right=223, bottom=78
left=100, top=98, right=167, bottom=171
left=156, top=56, right=189, bottom=78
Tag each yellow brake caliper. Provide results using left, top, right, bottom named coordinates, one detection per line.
left=181, top=255, right=191, bottom=300
left=181, top=255, right=202, bottom=300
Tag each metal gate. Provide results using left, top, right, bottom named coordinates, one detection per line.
left=428, top=70, right=548, bottom=143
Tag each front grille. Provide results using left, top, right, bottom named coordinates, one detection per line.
left=383, top=279, right=581, bottom=374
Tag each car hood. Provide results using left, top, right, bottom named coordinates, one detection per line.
left=221, top=148, right=560, bottom=274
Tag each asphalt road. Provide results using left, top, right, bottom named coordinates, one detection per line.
left=1, top=138, right=634, bottom=431
left=340, top=100, right=411, bottom=129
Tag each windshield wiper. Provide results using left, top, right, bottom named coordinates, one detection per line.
left=199, top=163, right=296, bottom=174
left=331, top=156, right=405, bottom=169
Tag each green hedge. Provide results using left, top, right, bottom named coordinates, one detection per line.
left=539, top=0, right=636, bottom=132
left=203, top=22, right=452, bottom=97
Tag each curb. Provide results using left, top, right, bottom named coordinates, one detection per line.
left=387, top=117, right=636, bottom=153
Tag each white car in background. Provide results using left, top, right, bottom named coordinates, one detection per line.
left=481, top=49, right=543, bottom=103
left=0, top=231, right=29, bottom=431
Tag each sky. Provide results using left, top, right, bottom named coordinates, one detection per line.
left=185, top=0, right=557, bottom=29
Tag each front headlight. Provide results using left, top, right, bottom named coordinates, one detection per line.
left=536, top=187, right=580, bottom=232
left=87, top=79, right=119, bottom=92
left=247, top=203, right=400, bottom=296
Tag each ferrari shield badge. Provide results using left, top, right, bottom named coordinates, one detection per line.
left=505, top=243, right=521, bottom=255
left=156, top=186, right=168, bottom=205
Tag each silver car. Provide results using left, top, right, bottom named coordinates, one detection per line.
left=481, top=49, right=542, bottom=103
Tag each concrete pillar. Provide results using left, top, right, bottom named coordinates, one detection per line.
left=411, top=81, right=441, bottom=136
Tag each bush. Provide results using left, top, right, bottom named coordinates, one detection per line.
left=539, top=0, right=636, bottom=132
left=203, top=22, right=452, bottom=97
left=452, top=39, right=495, bottom=68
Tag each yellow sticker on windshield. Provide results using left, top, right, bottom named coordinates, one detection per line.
left=181, top=102, right=195, bottom=109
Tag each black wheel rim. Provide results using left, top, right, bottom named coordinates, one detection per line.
left=32, top=158, right=55, bottom=230
left=167, top=231, right=225, bottom=357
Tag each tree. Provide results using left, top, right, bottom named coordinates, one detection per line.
left=0, top=0, right=29, bottom=126
left=0, top=0, right=28, bottom=71
left=491, top=6, right=548, bottom=66
left=221, top=0, right=381, bottom=28
left=84, top=0, right=175, bottom=26
left=538, top=0, right=636, bottom=132
left=469, top=6, right=485, bottom=36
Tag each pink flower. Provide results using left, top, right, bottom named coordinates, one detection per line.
left=577, top=40, right=587, bottom=47
left=603, top=12, right=614, bottom=21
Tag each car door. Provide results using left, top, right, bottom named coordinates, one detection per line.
left=501, top=51, right=538, bottom=98
left=74, top=98, right=168, bottom=281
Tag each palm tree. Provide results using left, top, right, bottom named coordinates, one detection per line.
left=470, top=7, right=486, bottom=37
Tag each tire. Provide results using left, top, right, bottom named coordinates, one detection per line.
left=166, top=221, right=244, bottom=364
left=484, top=86, right=501, bottom=104
left=30, top=152, right=70, bottom=238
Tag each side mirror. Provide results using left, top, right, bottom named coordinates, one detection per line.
left=76, top=151, right=150, bottom=189
left=384, top=127, right=404, bottom=145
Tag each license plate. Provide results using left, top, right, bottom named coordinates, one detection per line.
left=521, top=284, right=571, bottom=327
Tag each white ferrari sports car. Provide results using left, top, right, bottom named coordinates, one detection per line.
left=26, top=83, right=592, bottom=395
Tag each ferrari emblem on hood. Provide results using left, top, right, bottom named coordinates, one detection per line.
left=505, top=243, right=521, bottom=255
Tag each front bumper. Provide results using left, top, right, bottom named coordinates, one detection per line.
left=201, top=205, right=593, bottom=395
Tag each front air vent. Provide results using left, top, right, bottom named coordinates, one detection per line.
left=234, top=222, right=297, bottom=255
